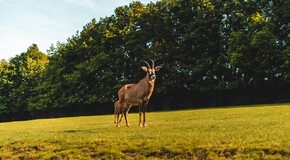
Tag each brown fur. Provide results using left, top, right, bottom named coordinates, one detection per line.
left=117, top=84, right=134, bottom=102
left=115, top=60, right=161, bottom=127
left=114, top=100, right=127, bottom=127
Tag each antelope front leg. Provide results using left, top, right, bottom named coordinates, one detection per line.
left=114, top=113, right=117, bottom=124
left=142, top=102, right=148, bottom=127
left=138, top=102, right=143, bottom=127
left=116, top=113, right=120, bottom=127
left=114, top=109, right=118, bottom=124
left=139, top=113, right=143, bottom=127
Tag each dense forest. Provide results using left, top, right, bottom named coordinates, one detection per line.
left=1, top=0, right=289, bottom=121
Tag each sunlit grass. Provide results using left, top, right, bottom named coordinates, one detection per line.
left=0, top=104, right=289, bottom=159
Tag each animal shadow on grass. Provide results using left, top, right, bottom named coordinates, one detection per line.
left=62, top=129, right=97, bottom=133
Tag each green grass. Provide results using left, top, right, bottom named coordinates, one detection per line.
left=0, top=104, right=289, bottom=159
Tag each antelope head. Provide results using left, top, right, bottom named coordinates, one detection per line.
left=142, top=60, right=162, bottom=81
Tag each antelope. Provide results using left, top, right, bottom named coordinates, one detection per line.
left=114, top=100, right=125, bottom=125
left=114, top=84, right=134, bottom=127
left=115, top=60, right=161, bottom=127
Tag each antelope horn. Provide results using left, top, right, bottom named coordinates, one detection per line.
left=150, top=59, right=155, bottom=68
left=143, top=60, right=151, bottom=69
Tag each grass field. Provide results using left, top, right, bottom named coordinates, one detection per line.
left=0, top=104, right=289, bottom=159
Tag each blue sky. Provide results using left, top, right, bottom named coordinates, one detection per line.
left=0, top=0, right=157, bottom=60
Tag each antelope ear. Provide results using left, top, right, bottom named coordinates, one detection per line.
left=141, top=66, right=148, bottom=72
left=155, top=66, right=162, bottom=71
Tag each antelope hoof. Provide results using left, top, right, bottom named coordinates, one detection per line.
left=126, top=123, right=131, bottom=127
left=116, top=124, right=120, bottom=127
left=143, top=123, right=147, bottom=127
left=139, top=124, right=143, bottom=127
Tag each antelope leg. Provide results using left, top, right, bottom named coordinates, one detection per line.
left=143, top=102, right=148, bottom=127
left=138, top=102, right=143, bottom=127
left=124, top=111, right=130, bottom=127
left=116, top=113, right=120, bottom=127
left=119, top=113, right=123, bottom=123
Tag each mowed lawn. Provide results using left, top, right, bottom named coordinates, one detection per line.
left=0, top=104, right=289, bottom=159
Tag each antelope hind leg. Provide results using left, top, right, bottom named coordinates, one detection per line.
left=124, top=111, right=130, bottom=127
left=123, top=105, right=131, bottom=127
left=119, top=113, right=123, bottom=123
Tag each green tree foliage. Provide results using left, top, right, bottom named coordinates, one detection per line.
left=0, top=59, right=11, bottom=114
left=226, top=0, right=289, bottom=87
left=0, top=44, right=48, bottom=114
left=271, top=0, right=290, bottom=81
left=0, top=0, right=289, bottom=117
left=227, top=12, right=281, bottom=86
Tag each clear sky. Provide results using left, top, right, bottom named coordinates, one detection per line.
left=0, top=0, right=157, bottom=60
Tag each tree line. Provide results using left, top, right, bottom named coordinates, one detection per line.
left=0, top=0, right=289, bottom=120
